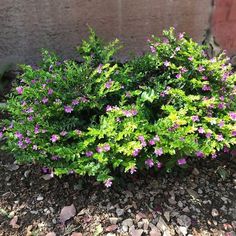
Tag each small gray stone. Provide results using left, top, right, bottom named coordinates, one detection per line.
left=122, top=218, right=133, bottom=227
left=122, top=225, right=128, bottom=232
left=116, top=208, right=124, bottom=217
left=178, top=201, right=184, bottom=208
left=176, top=226, right=188, bottom=236
left=164, top=211, right=170, bottom=222
left=192, top=168, right=200, bottom=176
left=36, top=195, right=44, bottom=201
left=211, top=209, right=219, bottom=217
left=177, top=215, right=191, bottom=228
left=109, top=217, right=119, bottom=225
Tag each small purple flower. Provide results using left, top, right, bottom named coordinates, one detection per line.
left=0, top=132, right=3, bottom=138
left=216, top=134, right=224, bottom=141
left=178, top=32, right=185, bottom=40
left=60, top=131, right=67, bottom=136
left=85, top=151, right=94, bottom=157
left=188, top=57, right=193, bottom=61
left=175, top=46, right=181, bottom=52
left=50, top=134, right=60, bottom=143
left=64, top=106, right=73, bottom=113
left=218, top=103, right=225, bottom=109
left=149, top=139, right=155, bottom=146
left=27, top=116, right=33, bottom=121
left=181, top=67, right=188, bottom=73
left=229, top=112, right=236, bottom=120
left=141, top=141, right=147, bottom=147
left=163, top=38, right=169, bottom=44
left=177, top=158, right=187, bottom=165
left=153, top=135, right=160, bottom=142
left=16, top=86, right=24, bottom=95
left=32, top=145, right=38, bottom=150
left=96, top=146, right=103, bottom=153
left=196, top=151, right=204, bottom=158
left=130, top=166, right=137, bottom=174
left=42, top=167, right=50, bottom=174
left=42, top=84, right=46, bottom=89
left=132, top=148, right=140, bottom=157
left=232, top=130, right=236, bottom=137
left=48, top=89, right=53, bottom=95
left=105, top=80, right=113, bottom=89
left=51, top=155, right=59, bottom=161
left=192, top=116, right=199, bottom=122
left=223, top=146, right=230, bottom=153
left=74, top=129, right=82, bottom=135
left=156, top=162, right=162, bottom=169
left=104, top=178, right=112, bottom=188
left=103, top=144, right=111, bottom=152
left=145, top=158, right=154, bottom=168
left=198, top=127, right=205, bottom=134
left=150, top=46, right=156, bottom=53
left=202, top=76, right=208, bottom=81
left=154, top=148, right=163, bottom=156
left=205, top=132, right=212, bottom=139
left=176, top=73, right=181, bottom=79
left=218, top=120, right=224, bottom=128
left=202, top=85, right=211, bottom=91
left=15, top=132, right=23, bottom=139
left=106, top=105, right=113, bottom=112
left=138, top=136, right=145, bottom=142
left=211, top=153, right=217, bottom=159
left=131, top=109, right=138, bottom=116
left=198, top=66, right=205, bottom=72
left=42, top=97, right=49, bottom=104
left=34, top=125, right=40, bottom=134
left=72, top=99, right=79, bottom=106
left=219, top=96, right=224, bottom=101
left=26, top=107, right=34, bottom=113
left=164, top=61, right=170, bottom=67
left=97, top=64, right=103, bottom=74
left=25, top=137, right=31, bottom=144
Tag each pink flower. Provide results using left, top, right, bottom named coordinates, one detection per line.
left=205, top=132, right=212, bottom=139
left=96, top=146, right=103, bottom=153
left=24, top=137, right=31, bottom=144
left=60, top=131, right=68, bottom=136
left=177, top=158, right=186, bottom=165
left=15, top=132, right=23, bottom=139
left=198, top=66, right=205, bottom=72
left=105, top=80, right=113, bottom=89
left=218, top=103, right=225, bottom=109
left=16, top=86, right=24, bottom=95
left=153, top=135, right=160, bottom=142
left=192, top=116, right=199, bottom=122
left=181, top=67, right=188, bottom=73
left=211, top=153, right=217, bottom=159
left=164, top=61, right=170, bottom=67
left=27, top=116, right=33, bottom=121
left=74, top=129, right=82, bottom=135
left=72, top=99, right=79, bottom=106
left=130, top=166, right=137, bottom=174
left=42, top=97, right=48, bottom=104
left=97, top=64, right=103, bottom=74
left=51, top=155, right=59, bottom=161
left=48, top=89, right=53, bottom=95
left=26, top=107, right=34, bottom=113
left=229, top=112, right=236, bottom=120
left=178, top=32, right=185, bottom=40
left=85, top=151, right=93, bottom=157
left=34, top=125, right=40, bottom=134
left=188, top=57, right=193, bottom=61
left=64, top=106, right=73, bottom=113
left=50, top=134, right=60, bottom=143
left=202, top=76, right=208, bottom=81
left=138, top=136, right=145, bottom=142
left=216, top=134, right=224, bottom=141
left=202, top=85, right=211, bottom=91
left=149, top=139, right=155, bottom=145
left=196, top=151, right=204, bottom=158
left=154, top=148, right=163, bottom=156
left=145, top=159, right=154, bottom=168
left=150, top=46, right=156, bottom=53
left=103, top=144, right=111, bottom=152
left=32, top=145, right=38, bottom=150
left=176, top=74, right=181, bottom=79
left=198, top=127, right=205, bottom=134
left=104, top=178, right=112, bottom=188
left=156, top=162, right=162, bottom=169
left=232, top=130, right=236, bottom=137
left=132, top=148, right=140, bottom=157
left=218, top=120, right=224, bottom=128
left=0, top=132, right=3, bottom=138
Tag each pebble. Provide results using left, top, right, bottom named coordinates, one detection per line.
left=192, top=168, right=200, bottom=176
left=164, top=211, right=170, bottom=222
left=177, top=215, right=191, bottom=228
left=36, top=195, right=44, bottom=201
left=109, top=217, right=119, bottom=225
left=178, top=201, right=184, bottom=208
left=211, top=209, right=219, bottom=217
left=116, top=208, right=124, bottom=216
left=122, top=218, right=133, bottom=227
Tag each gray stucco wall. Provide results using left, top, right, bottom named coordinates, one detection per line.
left=0, top=0, right=212, bottom=67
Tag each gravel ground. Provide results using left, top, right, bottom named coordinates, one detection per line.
left=0, top=152, right=235, bottom=236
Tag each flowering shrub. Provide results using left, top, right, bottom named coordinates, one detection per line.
left=1, top=28, right=235, bottom=187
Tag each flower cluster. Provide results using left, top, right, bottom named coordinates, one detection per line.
left=1, top=28, right=235, bottom=187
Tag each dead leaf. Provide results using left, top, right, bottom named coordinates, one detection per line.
left=59, top=204, right=76, bottom=224
left=9, top=216, right=20, bottom=229
left=105, top=224, right=118, bottom=232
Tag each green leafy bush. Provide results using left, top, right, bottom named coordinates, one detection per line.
left=1, top=28, right=235, bottom=187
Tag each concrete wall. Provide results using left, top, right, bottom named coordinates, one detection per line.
left=0, top=0, right=227, bottom=67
